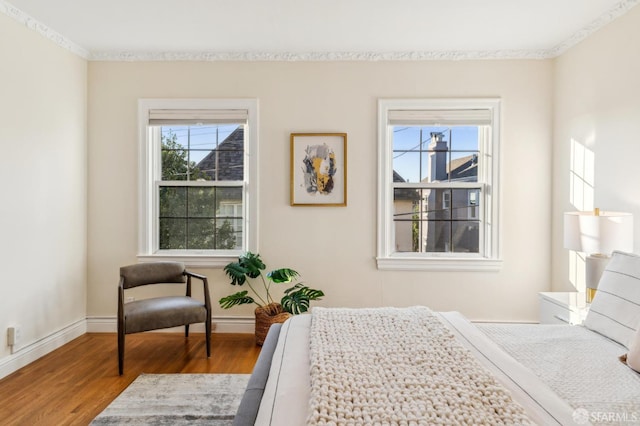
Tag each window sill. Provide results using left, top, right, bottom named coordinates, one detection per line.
left=137, top=252, right=241, bottom=268
left=376, top=256, right=503, bottom=272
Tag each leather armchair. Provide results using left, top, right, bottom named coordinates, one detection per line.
left=117, top=262, right=211, bottom=375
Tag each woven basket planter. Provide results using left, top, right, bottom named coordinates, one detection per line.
left=254, top=303, right=291, bottom=346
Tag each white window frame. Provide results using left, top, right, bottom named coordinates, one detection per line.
left=137, top=98, right=259, bottom=267
left=377, top=98, right=502, bottom=271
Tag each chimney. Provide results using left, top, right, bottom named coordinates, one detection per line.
left=429, top=132, right=448, bottom=182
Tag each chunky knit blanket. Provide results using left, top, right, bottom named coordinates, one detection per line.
left=307, top=307, right=532, bottom=425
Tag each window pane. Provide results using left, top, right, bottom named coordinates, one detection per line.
left=449, top=127, right=480, bottom=152
left=392, top=126, right=421, bottom=151
left=161, top=129, right=189, bottom=181
left=188, top=187, right=216, bottom=218
left=425, top=221, right=451, bottom=252
left=394, top=219, right=418, bottom=252
left=159, top=187, right=187, bottom=217
left=425, top=188, right=451, bottom=221
left=216, top=188, right=243, bottom=249
left=452, top=188, right=481, bottom=220
left=187, top=219, right=216, bottom=249
left=215, top=187, right=243, bottom=211
left=393, top=152, right=422, bottom=184
left=161, top=124, right=244, bottom=182
left=449, top=152, right=479, bottom=183
left=217, top=218, right=242, bottom=250
left=159, top=218, right=186, bottom=249
left=193, top=125, right=244, bottom=181
left=452, top=221, right=480, bottom=253
left=393, top=188, right=421, bottom=252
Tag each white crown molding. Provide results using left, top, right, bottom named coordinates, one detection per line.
left=1, top=0, right=639, bottom=62
left=0, top=0, right=89, bottom=59
left=547, top=0, right=640, bottom=57
left=90, top=49, right=552, bottom=62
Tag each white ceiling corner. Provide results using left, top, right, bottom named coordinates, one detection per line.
left=1, top=0, right=639, bottom=61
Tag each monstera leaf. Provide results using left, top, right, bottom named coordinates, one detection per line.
left=219, top=291, right=255, bottom=309
left=223, top=262, right=248, bottom=286
left=239, top=252, right=265, bottom=279
left=281, top=283, right=325, bottom=315
left=267, top=268, right=299, bottom=283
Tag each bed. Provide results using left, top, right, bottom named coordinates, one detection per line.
left=233, top=251, right=640, bottom=425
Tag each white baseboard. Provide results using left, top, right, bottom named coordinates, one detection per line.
left=0, top=319, right=86, bottom=381
left=0, top=315, right=254, bottom=381
left=85, top=316, right=255, bottom=334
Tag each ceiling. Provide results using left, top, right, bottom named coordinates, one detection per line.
left=3, top=0, right=639, bottom=60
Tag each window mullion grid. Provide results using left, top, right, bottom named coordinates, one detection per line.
left=393, top=182, right=485, bottom=255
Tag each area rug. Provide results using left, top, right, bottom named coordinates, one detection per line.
left=91, top=373, right=249, bottom=425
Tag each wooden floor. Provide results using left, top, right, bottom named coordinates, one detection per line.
left=0, top=332, right=260, bottom=426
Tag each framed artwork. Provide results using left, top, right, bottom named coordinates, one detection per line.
left=290, top=133, right=347, bottom=206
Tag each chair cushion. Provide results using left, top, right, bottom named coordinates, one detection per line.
left=120, top=262, right=186, bottom=289
left=124, top=296, right=206, bottom=334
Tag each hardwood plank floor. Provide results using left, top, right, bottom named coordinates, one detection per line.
left=0, top=332, right=260, bottom=426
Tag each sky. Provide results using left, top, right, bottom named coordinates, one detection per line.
left=392, top=126, right=479, bottom=183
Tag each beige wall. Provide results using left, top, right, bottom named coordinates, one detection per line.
left=0, top=14, right=87, bottom=359
left=552, top=7, right=640, bottom=291
left=88, top=59, right=553, bottom=322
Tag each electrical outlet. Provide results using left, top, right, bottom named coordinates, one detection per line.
left=7, top=326, right=20, bottom=347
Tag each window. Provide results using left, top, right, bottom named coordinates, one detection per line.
left=138, top=99, right=258, bottom=267
left=377, top=98, right=501, bottom=271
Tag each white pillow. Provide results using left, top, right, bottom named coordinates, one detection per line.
left=624, top=327, right=640, bottom=373
left=583, top=251, right=640, bottom=349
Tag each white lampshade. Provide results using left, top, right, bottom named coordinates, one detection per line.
left=564, top=211, right=633, bottom=255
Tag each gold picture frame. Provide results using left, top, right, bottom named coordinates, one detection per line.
left=290, top=133, right=347, bottom=206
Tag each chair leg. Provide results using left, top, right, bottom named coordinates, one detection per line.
left=117, top=327, right=125, bottom=376
left=205, top=319, right=211, bottom=357
left=185, top=324, right=190, bottom=337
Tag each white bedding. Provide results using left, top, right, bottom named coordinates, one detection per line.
left=478, top=323, right=640, bottom=421
left=256, top=311, right=580, bottom=425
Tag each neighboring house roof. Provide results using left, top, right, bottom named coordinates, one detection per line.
left=196, top=127, right=244, bottom=181
left=416, top=153, right=478, bottom=184
left=447, top=154, right=478, bottom=181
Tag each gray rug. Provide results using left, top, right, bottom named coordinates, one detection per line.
left=91, top=373, right=249, bottom=425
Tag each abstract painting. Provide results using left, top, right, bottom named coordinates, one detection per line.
left=290, top=133, right=347, bottom=206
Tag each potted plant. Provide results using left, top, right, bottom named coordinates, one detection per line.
left=219, top=252, right=325, bottom=345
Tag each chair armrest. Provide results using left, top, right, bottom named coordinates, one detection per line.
left=185, top=270, right=207, bottom=281
left=184, top=270, right=211, bottom=310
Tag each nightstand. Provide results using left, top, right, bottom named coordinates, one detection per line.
left=538, top=292, right=590, bottom=325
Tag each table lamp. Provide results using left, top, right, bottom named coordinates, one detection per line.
left=564, top=209, right=633, bottom=302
